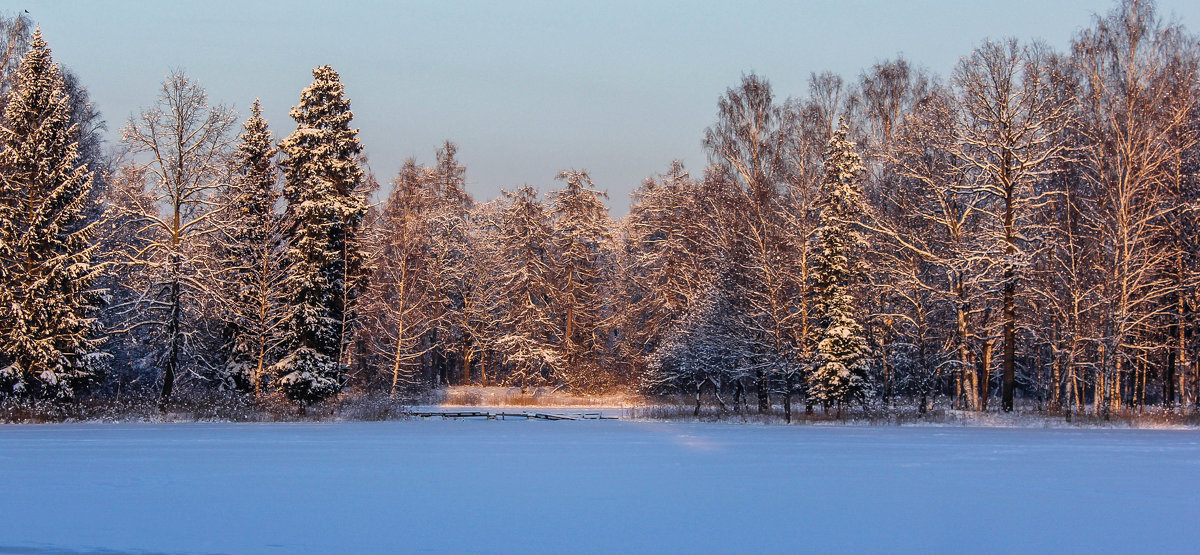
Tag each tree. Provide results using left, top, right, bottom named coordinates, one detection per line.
left=848, top=58, right=940, bottom=409
left=951, top=39, right=1071, bottom=411
left=0, top=13, right=32, bottom=105
left=114, top=72, right=236, bottom=409
left=646, top=283, right=746, bottom=416
left=495, top=186, right=558, bottom=392
left=0, top=29, right=102, bottom=398
left=703, top=73, right=801, bottom=413
left=548, top=169, right=611, bottom=391
left=364, top=159, right=437, bottom=395
left=461, top=198, right=506, bottom=387
left=808, top=121, right=872, bottom=412
left=618, top=161, right=716, bottom=388
left=882, top=87, right=992, bottom=411
left=274, top=65, right=370, bottom=406
left=424, top=142, right=474, bottom=387
left=212, top=100, right=288, bottom=396
left=1072, top=0, right=1200, bottom=414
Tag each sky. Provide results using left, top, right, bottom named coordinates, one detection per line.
left=18, top=0, right=1200, bottom=214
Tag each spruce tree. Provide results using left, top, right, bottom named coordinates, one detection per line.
left=274, top=66, right=369, bottom=405
left=808, top=120, right=872, bottom=412
left=548, top=170, right=611, bottom=391
left=496, top=186, right=558, bottom=392
left=215, top=100, right=286, bottom=395
left=0, top=30, right=101, bottom=398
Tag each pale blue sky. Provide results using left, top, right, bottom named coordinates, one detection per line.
left=20, top=0, right=1200, bottom=213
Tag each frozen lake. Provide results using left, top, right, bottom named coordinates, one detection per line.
left=1, top=420, right=1197, bottom=554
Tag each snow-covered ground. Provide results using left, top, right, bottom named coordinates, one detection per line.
left=1, top=421, right=1197, bottom=554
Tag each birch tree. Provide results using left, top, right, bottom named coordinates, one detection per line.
left=703, top=73, right=800, bottom=413
left=1073, top=0, right=1200, bottom=414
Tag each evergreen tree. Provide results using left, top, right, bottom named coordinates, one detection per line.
left=0, top=29, right=101, bottom=398
left=424, top=142, right=474, bottom=387
left=496, top=186, right=558, bottom=392
left=274, top=66, right=369, bottom=405
left=548, top=170, right=611, bottom=391
left=214, top=100, right=286, bottom=395
left=808, top=120, right=872, bottom=411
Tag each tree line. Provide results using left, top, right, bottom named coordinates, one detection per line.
left=1, top=0, right=1199, bottom=418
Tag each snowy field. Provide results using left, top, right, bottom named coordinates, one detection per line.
left=1, top=421, right=1198, bottom=554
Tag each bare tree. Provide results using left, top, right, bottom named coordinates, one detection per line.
left=951, top=39, right=1072, bottom=411
left=364, top=160, right=438, bottom=395
left=114, top=72, right=236, bottom=408
left=1073, top=0, right=1200, bottom=414
left=703, top=73, right=801, bottom=413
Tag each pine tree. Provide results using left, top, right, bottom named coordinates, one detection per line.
left=808, top=120, right=872, bottom=412
left=548, top=170, right=611, bottom=391
left=0, top=29, right=101, bottom=398
left=214, top=100, right=287, bottom=396
left=425, top=142, right=474, bottom=387
left=274, top=66, right=369, bottom=405
left=496, top=186, right=558, bottom=392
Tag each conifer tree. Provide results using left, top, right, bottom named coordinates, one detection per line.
left=366, top=159, right=437, bottom=395
left=496, top=186, right=558, bottom=392
left=0, top=30, right=101, bottom=398
left=548, top=170, right=611, bottom=391
left=808, top=120, right=872, bottom=412
left=425, top=142, right=473, bottom=387
left=214, top=100, right=287, bottom=395
left=274, top=66, right=369, bottom=405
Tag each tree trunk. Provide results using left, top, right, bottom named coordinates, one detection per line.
left=1002, top=267, right=1016, bottom=412
left=1001, top=152, right=1017, bottom=413
left=956, top=296, right=979, bottom=411
left=979, top=340, right=994, bottom=411
left=160, top=273, right=181, bottom=411
left=755, top=368, right=769, bottom=413
left=1051, top=353, right=1061, bottom=412
left=783, top=374, right=793, bottom=423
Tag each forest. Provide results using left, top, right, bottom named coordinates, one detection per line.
left=2, top=0, right=1199, bottom=421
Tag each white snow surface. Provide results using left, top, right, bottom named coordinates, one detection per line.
left=1, top=421, right=1198, bottom=553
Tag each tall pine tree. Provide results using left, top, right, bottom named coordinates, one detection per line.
left=549, top=170, right=611, bottom=391
left=0, top=29, right=101, bottom=398
left=215, top=100, right=287, bottom=396
left=808, top=120, right=872, bottom=412
left=274, top=66, right=369, bottom=405
left=496, top=186, right=558, bottom=392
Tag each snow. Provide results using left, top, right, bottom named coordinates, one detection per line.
left=1, top=421, right=1197, bottom=553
